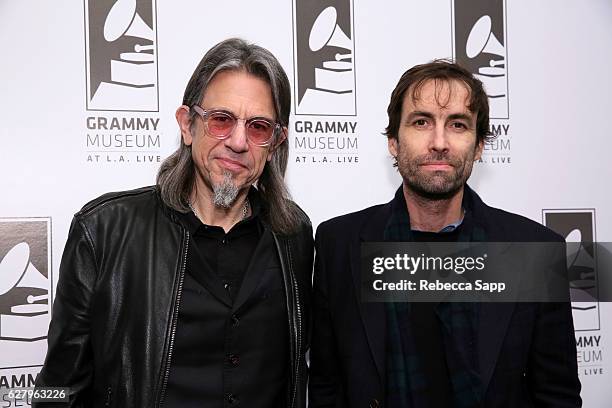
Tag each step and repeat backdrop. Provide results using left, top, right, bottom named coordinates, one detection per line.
left=1, top=0, right=610, bottom=406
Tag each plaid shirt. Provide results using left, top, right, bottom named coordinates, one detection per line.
left=384, top=187, right=484, bottom=408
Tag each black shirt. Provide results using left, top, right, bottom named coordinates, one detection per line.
left=181, top=194, right=263, bottom=301
left=164, top=190, right=289, bottom=407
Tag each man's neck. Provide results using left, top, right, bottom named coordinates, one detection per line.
left=403, top=184, right=464, bottom=232
left=190, top=183, right=250, bottom=233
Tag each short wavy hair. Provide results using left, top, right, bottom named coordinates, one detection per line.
left=384, top=59, right=494, bottom=145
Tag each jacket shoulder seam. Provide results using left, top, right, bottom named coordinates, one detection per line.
left=77, top=187, right=157, bottom=217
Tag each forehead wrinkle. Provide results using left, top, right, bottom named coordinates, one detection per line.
left=201, top=71, right=276, bottom=120
left=409, top=78, right=472, bottom=114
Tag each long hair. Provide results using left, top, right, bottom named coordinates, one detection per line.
left=156, top=38, right=306, bottom=234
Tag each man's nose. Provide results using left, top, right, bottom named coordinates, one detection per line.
left=224, top=119, right=249, bottom=153
left=430, top=124, right=450, bottom=152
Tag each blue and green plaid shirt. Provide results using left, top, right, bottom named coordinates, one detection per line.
left=384, top=187, right=484, bottom=408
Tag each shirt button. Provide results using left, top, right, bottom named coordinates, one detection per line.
left=222, top=238, right=227, bottom=244
left=224, top=283, right=230, bottom=290
left=228, top=354, right=240, bottom=366
left=226, top=393, right=238, bottom=404
left=231, top=314, right=239, bottom=327
left=369, top=398, right=380, bottom=408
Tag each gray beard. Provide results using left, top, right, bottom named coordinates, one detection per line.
left=212, top=171, right=240, bottom=208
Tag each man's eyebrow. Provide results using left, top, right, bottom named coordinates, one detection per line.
left=447, top=112, right=475, bottom=122
left=405, top=111, right=434, bottom=121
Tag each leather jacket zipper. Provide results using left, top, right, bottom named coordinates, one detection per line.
left=287, top=240, right=302, bottom=408
left=274, top=235, right=302, bottom=408
left=105, top=387, right=112, bottom=406
left=157, top=230, right=189, bottom=406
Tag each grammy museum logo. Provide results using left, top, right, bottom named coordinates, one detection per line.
left=453, top=0, right=511, bottom=165
left=292, top=0, right=359, bottom=166
left=83, top=0, right=162, bottom=165
left=85, top=0, right=158, bottom=112
left=543, top=209, right=603, bottom=377
left=0, top=218, right=52, bottom=386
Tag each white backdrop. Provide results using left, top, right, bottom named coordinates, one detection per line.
left=0, top=0, right=610, bottom=406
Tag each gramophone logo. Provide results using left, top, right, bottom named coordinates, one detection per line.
left=453, top=0, right=509, bottom=119
left=85, top=0, right=158, bottom=112
left=543, top=209, right=599, bottom=331
left=0, top=218, right=52, bottom=370
left=293, top=0, right=356, bottom=116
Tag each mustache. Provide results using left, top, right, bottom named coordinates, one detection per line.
left=213, top=153, right=248, bottom=166
left=415, top=153, right=462, bottom=167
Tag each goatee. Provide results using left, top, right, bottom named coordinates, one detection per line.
left=212, top=171, right=240, bottom=208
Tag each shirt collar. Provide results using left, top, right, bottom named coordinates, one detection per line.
left=434, top=215, right=465, bottom=233
left=179, top=186, right=262, bottom=235
left=390, top=185, right=467, bottom=234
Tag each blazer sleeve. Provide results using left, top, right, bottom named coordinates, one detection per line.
left=527, top=241, right=581, bottom=407
left=527, top=300, right=582, bottom=407
left=34, top=216, right=97, bottom=407
left=308, top=224, right=344, bottom=407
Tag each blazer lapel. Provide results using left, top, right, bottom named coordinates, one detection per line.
left=478, top=303, right=515, bottom=392
left=466, top=188, right=522, bottom=393
left=350, top=202, right=393, bottom=383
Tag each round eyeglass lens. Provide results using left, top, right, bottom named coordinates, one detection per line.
left=247, top=120, right=274, bottom=144
left=207, top=112, right=236, bottom=137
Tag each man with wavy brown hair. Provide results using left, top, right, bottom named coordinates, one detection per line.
left=309, top=60, right=580, bottom=408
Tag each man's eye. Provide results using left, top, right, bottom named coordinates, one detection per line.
left=250, top=120, right=271, bottom=131
left=414, top=119, right=428, bottom=126
left=211, top=114, right=232, bottom=123
left=451, top=122, right=467, bottom=129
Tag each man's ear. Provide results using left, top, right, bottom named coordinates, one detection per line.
left=267, top=126, right=288, bottom=161
left=474, top=138, right=484, bottom=161
left=388, top=136, right=399, bottom=158
left=176, top=105, right=193, bottom=146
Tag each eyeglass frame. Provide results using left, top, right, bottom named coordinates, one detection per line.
left=190, top=105, right=282, bottom=147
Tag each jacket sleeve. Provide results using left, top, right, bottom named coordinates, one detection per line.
left=527, top=241, right=582, bottom=407
left=308, top=224, right=344, bottom=407
left=527, top=301, right=582, bottom=407
left=34, top=216, right=98, bottom=407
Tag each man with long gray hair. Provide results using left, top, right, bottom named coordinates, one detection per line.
left=35, top=38, right=313, bottom=408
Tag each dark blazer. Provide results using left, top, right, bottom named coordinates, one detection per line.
left=309, top=186, right=581, bottom=408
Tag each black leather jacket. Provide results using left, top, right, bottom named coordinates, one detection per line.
left=35, top=186, right=313, bottom=407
